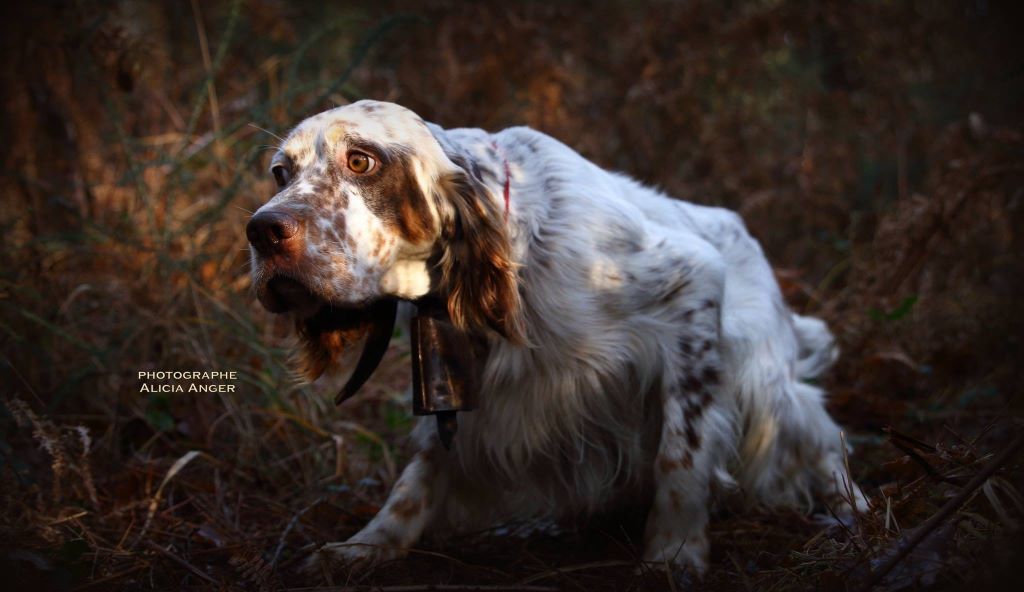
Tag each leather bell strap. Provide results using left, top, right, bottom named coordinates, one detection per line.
left=333, top=299, right=398, bottom=405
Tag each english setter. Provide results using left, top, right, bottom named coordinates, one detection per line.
left=246, top=100, right=866, bottom=575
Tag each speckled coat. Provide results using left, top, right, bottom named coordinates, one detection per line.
left=247, top=100, right=867, bottom=576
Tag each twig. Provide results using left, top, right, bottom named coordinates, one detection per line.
left=272, top=496, right=324, bottom=566
left=72, top=563, right=149, bottom=591
left=517, top=560, right=636, bottom=584
left=857, top=430, right=1024, bottom=592
left=821, top=497, right=865, bottom=553
left=286, top=581, right=561, bottom=585
left=132, top=450, right=203, bottom=547
left=143, top=540, right=219, bottom=585
left=190, top=0, right=222, bottom=142
left=48, top=510, right=89, bottom=525
left=883, top=425, right=936, bottom=453
left=887, top=436, right=962, bottom=486
left=884, top=425, right=965, bottom=485
left=402, top=547, right=512, bottom=579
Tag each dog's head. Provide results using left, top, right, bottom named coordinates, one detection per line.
left=247, top=100, right=523, bottom=381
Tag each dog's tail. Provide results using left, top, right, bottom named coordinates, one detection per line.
left=791, top=314, right=839, bottom=381
left=726, top=311, right=866, bottom=513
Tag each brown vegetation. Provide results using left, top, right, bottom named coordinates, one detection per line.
left=1, top=1, right=1022, bottom=590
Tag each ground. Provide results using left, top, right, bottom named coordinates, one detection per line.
left=1, top=1, right=1023, bottom=590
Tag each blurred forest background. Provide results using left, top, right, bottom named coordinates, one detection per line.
left=1, top=0, right=1023, bottom=590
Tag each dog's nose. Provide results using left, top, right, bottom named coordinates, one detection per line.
left=246, top=210, right=302, bottom=256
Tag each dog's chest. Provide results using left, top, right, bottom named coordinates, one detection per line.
left=447, top=340, right=663, bottom=510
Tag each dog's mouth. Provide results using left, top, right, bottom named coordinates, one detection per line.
left=258, top=274, right=398, bottom=404
left=260, top=275, right=324, bottom=317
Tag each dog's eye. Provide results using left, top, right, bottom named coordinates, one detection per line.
left=271, top=164, right=291, bottom=188
left=347, top=151, right=376, bottom=174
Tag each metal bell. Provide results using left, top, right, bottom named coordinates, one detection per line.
left=410, top=304, right=479, bottom=449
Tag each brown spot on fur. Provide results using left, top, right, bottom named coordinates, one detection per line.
left=658, top=455, right=680, bottom=474
left=659, top=276, right=690, bottom=303
left=355, top=150, right=436, bottom=244
left=372, top=234, right=387, bottom=258
left=669, top=490, right=682, bottom=510
left=389, top=496, right=425, bottom=521
left=685, top=422, right=701, bottom=449
left=414, top=449, right=438, bottom=507
left=398, top=199, right=433, bottom=243
left=685, top=400, right=706, bottom=419
left=701, top=366, right=720, bottom=385
left=417, top=446, right=438, bottom=467
left=683, top=373, right=703, bottom=393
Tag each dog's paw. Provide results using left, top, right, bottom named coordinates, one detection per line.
left=642, top=532, right=709, bottom=578
left=303, top=537, right=405, bottom=579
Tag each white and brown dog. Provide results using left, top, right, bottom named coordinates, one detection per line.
left=246, top=100, right=867, bottom=575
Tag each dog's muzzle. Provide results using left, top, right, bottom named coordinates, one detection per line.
left=247, top=214, right=478, bottom=449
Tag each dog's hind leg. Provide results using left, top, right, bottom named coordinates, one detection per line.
left=638, top=232, right=735, bottom=574
left=715, top=219, right=867, bottom=514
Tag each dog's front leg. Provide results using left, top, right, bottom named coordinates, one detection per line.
left=309, top=445, right=445, bottom=572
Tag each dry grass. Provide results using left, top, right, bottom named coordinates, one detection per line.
left=1, top=1, right=1023, bottom=590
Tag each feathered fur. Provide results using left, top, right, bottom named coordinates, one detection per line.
left=246, top=100, right=867, bottom=575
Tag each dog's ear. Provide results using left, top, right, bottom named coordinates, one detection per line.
left=431, top=149, right=525, bottom=344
